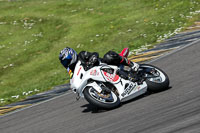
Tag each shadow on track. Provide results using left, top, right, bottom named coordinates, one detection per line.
left=81, top=86, right=172, bottom=113
left=81, top=103, right=122, bottom=113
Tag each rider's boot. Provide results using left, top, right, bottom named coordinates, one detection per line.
left=116, top=69, right=129, bottom=80
left=117, top=69, right=143, bottom=85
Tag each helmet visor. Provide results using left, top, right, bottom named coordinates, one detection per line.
left=61, top=58, right=71, bottom=68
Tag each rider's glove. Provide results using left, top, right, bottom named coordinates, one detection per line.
left=130, top=62, right=139, bottom=72
left=88, top=54, right=98, bottom=65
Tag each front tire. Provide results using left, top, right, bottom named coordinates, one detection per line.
left=140, top=64, right=170, bottom=92
left=83, top=86, right=120, bottom=109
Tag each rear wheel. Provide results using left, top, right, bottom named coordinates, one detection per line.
left=83, top=86, right=120, bottom=109
left=140, top=64, right=169, bottom=92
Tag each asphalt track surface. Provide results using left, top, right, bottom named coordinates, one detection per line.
left=0, top=41, right=200, bottom=133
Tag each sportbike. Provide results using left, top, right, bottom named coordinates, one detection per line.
left=70, top=60, right=169, bottom=109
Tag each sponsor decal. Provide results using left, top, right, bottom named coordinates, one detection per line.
left=90, top=69, right=99, bottom=76
left=77, top=67, right=82, bottom=76
left=121, top=83, right=136, bottom=97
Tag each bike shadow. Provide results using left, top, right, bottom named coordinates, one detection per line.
left=81, top=104, right=107, bottom=113
left=81, top=86, right=172, bottom=113
left=81, top=104, right=122, bottom=113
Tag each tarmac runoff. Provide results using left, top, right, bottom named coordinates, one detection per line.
left=1, top=27, right=200, bottom=116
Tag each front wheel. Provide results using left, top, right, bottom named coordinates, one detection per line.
left=83, top=86, right=120, bottom=109
left=139, top=64, right=170, bottom=92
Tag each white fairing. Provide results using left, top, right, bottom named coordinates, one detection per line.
left=70, top=61, right=147, bottom=102
left=70, top=61, right=105, bottom=96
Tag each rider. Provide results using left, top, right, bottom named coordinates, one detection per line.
left=59, top=47, right=139, bottom=79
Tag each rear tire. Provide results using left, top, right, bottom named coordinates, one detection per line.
left=83, top=86, right=120, bottom=109
left=140, top=64, right=169, bottom=92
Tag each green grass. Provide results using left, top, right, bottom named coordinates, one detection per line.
left=0, top=0, right=200, bottom=106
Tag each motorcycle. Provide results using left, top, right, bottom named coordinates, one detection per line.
left=70, top=60, right=169, bottom=109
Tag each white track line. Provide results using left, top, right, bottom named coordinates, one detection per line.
left=0, top=91, right=73, bottom=118
left=147, top=38, right=200, bottom=63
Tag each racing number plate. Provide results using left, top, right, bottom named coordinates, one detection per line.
left=121, top=83, right=136, bottom=97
